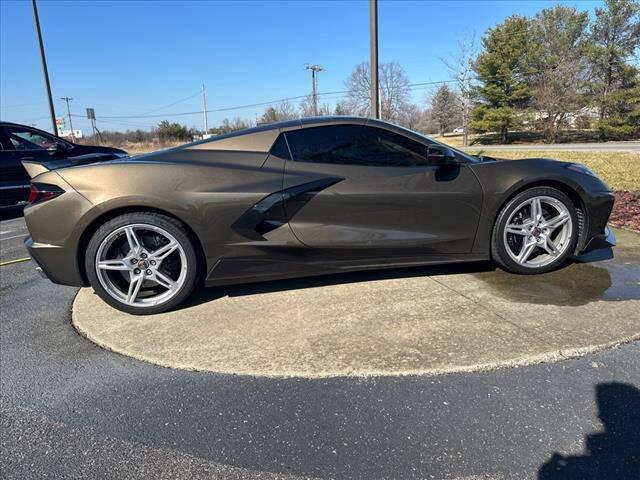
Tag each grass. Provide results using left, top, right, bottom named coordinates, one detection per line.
left=121, top=141, right=183, bottom=154
left=432, top=134, right=467, bottom=147
left=468, top=150, right=640, bottom=191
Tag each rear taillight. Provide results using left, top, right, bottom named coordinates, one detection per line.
left=28, top=183, right=65, bottom=205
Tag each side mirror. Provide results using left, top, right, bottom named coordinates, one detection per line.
left=427, top=145, right=457, bottom=166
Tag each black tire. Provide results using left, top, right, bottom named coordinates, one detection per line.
left=491, top=186, right=579, bottom=275
left=85, top=212, right=199, bottom=315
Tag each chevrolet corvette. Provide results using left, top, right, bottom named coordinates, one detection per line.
left=22, top=117, right=615, bottom=314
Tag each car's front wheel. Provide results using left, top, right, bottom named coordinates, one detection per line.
left=491, top=187, right=579, bottom=274
left=85, top=212, right=198, bottom=315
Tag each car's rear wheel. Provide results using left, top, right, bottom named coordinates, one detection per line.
left=491, top=187, right=579, bottom=274
left=86, top=212, right=198, bottom=315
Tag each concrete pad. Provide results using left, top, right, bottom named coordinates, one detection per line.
left=73, top=228, right=640, bottom=378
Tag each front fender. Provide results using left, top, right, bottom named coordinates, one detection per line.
left=468, top=159, right=611, bottom=255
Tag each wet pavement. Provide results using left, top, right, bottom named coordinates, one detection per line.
left=73, top=228, right=640, bottom=378
left=475, top=230, right=639, bottom=306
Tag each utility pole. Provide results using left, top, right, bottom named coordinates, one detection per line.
left=31, top=0, right=58, bottom=136
left=201, top=83, right=209, bottom=134
left=304, top=64, right=324, bottom=116
left=60, top=96, right=74, bottom=141
left=369, top=0, right=380, bottom=119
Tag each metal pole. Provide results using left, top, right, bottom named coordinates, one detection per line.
left=31, top=0, right=57, bottom=135
left=369, top=0, right=380, bottom=119
left=202, top=83, right=209, bottom=134
left=304, top=64, right=324, bottom=117
left=61, top=97, right=74, bottom=141
left=312, top=69, right=318, bottom=116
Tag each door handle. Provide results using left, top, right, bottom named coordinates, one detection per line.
left=20, top=157, right=35, bottom=161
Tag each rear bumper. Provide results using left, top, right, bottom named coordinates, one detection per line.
left=25, top=237, right=49, bottom=280
left=24, top=236, right=85, bottom=286
left=22, top=179, right=94, bottom=288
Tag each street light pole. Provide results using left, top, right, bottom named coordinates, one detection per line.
left=369, top=0, right=380, bottom=119
left=60, top=96, right=74, bottom=141
left=202, top=83, right=209, bottom=134
left=31, top=0, right=58, bottom=135
left=304, top=64, right=324, bottom=116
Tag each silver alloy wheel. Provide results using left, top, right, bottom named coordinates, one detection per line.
left=502, top=195, right=573, bottom=268
left=95, top=223, right=187, bottom=308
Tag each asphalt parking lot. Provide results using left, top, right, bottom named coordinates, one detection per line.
left=2, top=214, right=639, bottom=479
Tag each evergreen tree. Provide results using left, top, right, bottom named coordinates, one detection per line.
left=472, top=15, right=532, bottom=143
left=587, top=0, right=640, bottom=140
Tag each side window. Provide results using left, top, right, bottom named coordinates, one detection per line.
left=285, top=125, right=428, bottom=167
left=6, top=127, right=57, bottom=151
left=269, top=134, right=291, bottom=160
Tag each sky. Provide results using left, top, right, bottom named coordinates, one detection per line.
left=1, top=0, right=605, bottom=134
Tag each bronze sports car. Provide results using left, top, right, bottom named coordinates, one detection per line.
left=23, top=117, right=615, bottom=314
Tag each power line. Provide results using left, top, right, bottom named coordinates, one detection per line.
left=0, top=101, right=48, bottom=109
left=57, top=69, right=558, bottom=133
left=134, top=90, right=201, bottom=116
left=99, top=119, right=156, bottom=127
left=81, top=80, right=459, bottom=120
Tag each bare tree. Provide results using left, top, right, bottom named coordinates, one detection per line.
left=344, top=61, right=411, bottom=122
left=210, top=117, right=252, bottom=134
left=299, top=95, right=331, bottom=117
left=442, top=33, right=477, bottom=145
left=334, top=102, right=351, bottom=116
left=396, top=103, right=426, bottom=131
left=259, top=100, right=298, bottom=124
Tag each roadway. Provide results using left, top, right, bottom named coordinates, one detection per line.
left=461, top=141, right=640, bottom=152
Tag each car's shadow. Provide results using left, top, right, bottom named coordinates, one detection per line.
left=177, top=247, right=625, bottom=311
left=179, top=260, right=496, bottom=310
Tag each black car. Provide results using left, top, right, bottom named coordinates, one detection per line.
left=0, top=121, right=127, bottom=208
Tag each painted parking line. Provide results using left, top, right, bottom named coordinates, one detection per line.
left=0, top=257, right=31, bottom=266
left=0, top=234, right=27, bottom=241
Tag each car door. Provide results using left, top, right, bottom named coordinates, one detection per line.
left=281, top=124, right=483, bottom=254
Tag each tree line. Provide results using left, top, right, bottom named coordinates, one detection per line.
left=109, top=0, right=639, bottom=146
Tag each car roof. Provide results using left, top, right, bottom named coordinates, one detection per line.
left=0, top=121, right=36, bottom=128
left=187, top=116, right=366, bottom=144
left=0, top=121, right=58, bottom=135
left=183, top=116, right=423, bottom=153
